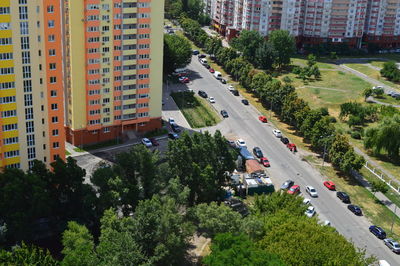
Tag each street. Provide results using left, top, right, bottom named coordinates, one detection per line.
left=171, top=55, right=400, bottom=264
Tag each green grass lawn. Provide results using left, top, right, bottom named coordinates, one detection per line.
left=344, top=63, right=400, bottom=89
left=373, top=95, right=400, bottom=105
left=171, top=91, right=221, bottom=128
left=291, top=58, right=334, bottom=69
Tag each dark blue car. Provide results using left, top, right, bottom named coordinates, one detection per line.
left=369, top=225, right=386, bottom=239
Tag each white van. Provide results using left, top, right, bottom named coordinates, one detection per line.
left=214, top=71, right=222, bottom=80
left=200, top=58, right=208, bottom=65
left=172, top=68, right=188, bottom=76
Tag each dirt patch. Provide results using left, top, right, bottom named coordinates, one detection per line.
left=187, top=234, right=211, bottom=264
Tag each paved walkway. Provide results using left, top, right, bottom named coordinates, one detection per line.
left=367, top=97, right=400, bottom=108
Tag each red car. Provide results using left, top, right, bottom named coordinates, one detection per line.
left=259, top=157, right=270, bottom=167
left=179, top=77, right=190, bottom=83
left=258, top=116, right=268, bottom=123
left=323, top=181, right=336, bottom=190
left=209, top=68, right=215, bottom=73
left=287, top=143, right=297, bottom=152
left=150, top=138, right=159, bottom=146
left=287, top=185, right=300, bottom=195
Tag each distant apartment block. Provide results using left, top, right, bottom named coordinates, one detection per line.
left=212, top=0, right=400, bottom=48
left=63, top=0, right=163, bottom=146
left=0, top=0, right=65, bottom=170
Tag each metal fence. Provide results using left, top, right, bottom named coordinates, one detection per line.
left=364, top=161, right=400, bottom=195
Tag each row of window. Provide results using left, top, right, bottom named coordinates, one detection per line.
left=0, top=96, right=16, bottom=104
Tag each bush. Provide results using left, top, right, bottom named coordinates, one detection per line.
left=292, top=66, right=302, bottom=75
left=351, top=131, right=361, bottom=139
left=328, top=116, right=337, bottom=123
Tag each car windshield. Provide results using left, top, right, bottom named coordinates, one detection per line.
left=393, top=243, right=400, bottom=248
left=289, top=187, right=296, bottom=191
left=310, top=188, right=316, bottom=192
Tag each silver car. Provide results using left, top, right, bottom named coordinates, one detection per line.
left=384, top=238, right=400, bottom=254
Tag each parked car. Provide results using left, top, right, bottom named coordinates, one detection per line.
left=287, top=143, right=297, bottom=152
left=287, top=185, right=300, bottom=195
left=241, top=99, right=249, bottom=105
left=192, top=49, right=199, bottom=55
left=258, top=116, right=268, bottom=123
left=168, top=117, right=175, bottom=125
left=273, top=129, right=282, bottom=138
left=220, top=78, right=227, bottom=84
left=281, top=180, right=294, bottom=190
left=149, top=138, right=159, bottom=146
left=168, top=132, right=179, bottom=139
left=260, top=157, right=270, bottom=167
left=168, top=29, right=174, bottom=34
left=141, top=138, right=152, bottom=147
left=235, top=139, right=247, bottom=148
left=323, top=181, right=336, bottom=190
left=306, top=186, right=318, bottom=197
left=369, top=225, right=387, bottom=239
left=384, top=238, right=400, bottom=253
left=199, top=58, right=208, bottom=65
left=305, top=206, right=316, bottom=218
left=281, top=137, right=289, bottom=144
left=337, top=191, right=351, bottom=203
left=178, top=76, right=190, bottom=83
left=348, top=204, right=362, bottom=215
left=303, top=198, right=311, bottom=205
left=171, top=123, right=181, bottom=133
left=204, top=64, right=211, bottom=69
left=253, top=147, right=263, bottom=158
left=209, top=68, right=215, bottom=73
left=198, top=90, right=208, bottom=98
left=198, top=54, right=206, bottom=59
left=208, top=97, right=215, bottom=103
left=231, top=90, right=239, bottom=96
left=227, top=140, right=236, bottom=148
left=228, top=85, right=235, bottom=91
left=220, top=110, right=229, bottom=118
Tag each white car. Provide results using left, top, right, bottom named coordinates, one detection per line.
left=209, top=97, right=215, bottom=103
left=323, top=220, right=331, bottom=226
left=141, top=138, right=152, bottom=147
left=168, top=117, right=175, bottom=125
left=228, top=85, right=234, bottom=91
left=372, top=86, right=383, bottom=90
left=303, top=198, right=311, bottom=205
left=272, top=129, right=282, bottom=138
left=306, top=186, right=318, bottom=197
left=235, top=139, right=247, bottom=148
left=305, top=206, right=315, bottom=218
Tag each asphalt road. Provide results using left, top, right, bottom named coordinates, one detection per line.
left=181, top=55, right=400, bottom=264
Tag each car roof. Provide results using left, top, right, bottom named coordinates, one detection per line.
left=291, top=185, right=299, bottom=188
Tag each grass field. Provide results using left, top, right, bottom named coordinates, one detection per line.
left=171, top=91, right=221, bottom=128
left=291, top=58, right=335, bottom=69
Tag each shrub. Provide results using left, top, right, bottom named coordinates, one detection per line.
left=292, top=66, right=302, bottom=75
left=351, top=131, right=361, bottom=139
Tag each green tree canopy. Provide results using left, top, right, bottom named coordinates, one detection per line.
left=203, top=233, right=285, bottom=266
left=0, top=242, right=58, bottom=266
left=255, top=41, right=277, bottom=70
left=230, top=30, right=264, bottom=62
left=163, top=33, right=192, bottom=73
left=267, top=30, right=296, bottom=68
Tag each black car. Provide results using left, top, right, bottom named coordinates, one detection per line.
left=198, top=54, right=206, bottom=58
left=168, top=132, right=179, bottom=140
left=204, top=64, right=211, bottom=69
left=168, top=29, right=174, bottom=34
left=192, top=50, right=199, bottom=55
left=198, top=90, right=208, bottom=98
left=348, top=204, right=362, bottom=215
left=369, top=225, right=387, bottom=239
left=220, top=110, right=229, bottom=118
left=224, top=198, right=249, bottom=217
left=232, top=90, right=239, bottom=96
left=220, top=78, right=227, bottom=84
left=253, top=147, right=263, bottom=158
left=337, top=191, right=351, bottom=203
left=281, top=137, right=289, bottom=144
left=242, top=99, right=249, bottom=105
left=281, top=180, right=294, bottom=190
left=171, top=123, right=181, bottom=133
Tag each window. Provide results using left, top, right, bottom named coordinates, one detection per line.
left=0, top=23, right=11, bottom=30
left=103, top=107, right=110, bottom=113
left=53, top=142, right=59, bottom=148
left=52, top=116, right=58, bottom=123
left=22, top=66, right=31, bottom=78
left=138, top=2, right=150, bottom=8
left=0, top=67, right=14, bottom=75
left=102, top=36, right=110, bottom=42
left=24, top=94, right=33, bottom=106
left=53, top=154, right=60, bottom=161
left=3, top=137, right=18, bottom=145
left=52, top=129, right=59, bottom=136
left=51, top=103, right=58, bottom=110
left=103, top=117, right=110, bottom=123
left=88, top=89, right=100, bottom=95
left=27, top=134, right=35, bottom=146
left=4, top=150, right=19, bottom=158
left=27, top=147, right=36, bottom=159
left=48, top=20, right=55, bottom=28
left=50, top=76, right=56, bottom=83
left=87, top=4, right=99, bottom=10
left=103, top=98, right=110, bottom=104
left=25, top=108, right=33, bottom=120
left=87, top=26, right=99, bottom=32
left=89, top=109, right=100, bottom=115
left=20, top=22, right=29, bottom=35
left=19, top=6, right=28, bottom=19
left=49, top=63, right=56, bottom=70
left=26, top=121, right=34, bottom=133
left=50, top=90, right=57, bottom=97
left=0, top=81, right=15, bottom=90
left=1, top=110, right=17, bottom=117
left=22, top=51, right=30, bottom=64
left=114, top=105, right=122, bottom=110
left=114, top=115, right=121, bottom=120
left=2, top=123, right=18, bottom=131
left=103, top=88, right=110, bottom=93
left=104, top=127, right=110, bottom=133
left=89, top=119, right=100, bottom=125
left=89, top=100, right=100, bottom=105
left=6, top=163, right=20, bottom=169
left=0, top=7, right=11, bottom=14
left=0, top=96, right=16, bottom=104
left=47, top=5, right=54, bottom=13
left=49, top=49, right=56, bottom=56
left=21, top=37, right=29, bottom=50
left=48, top=34, right=55, bottom=42
left=138, top=112, right=149, bottom=118
left=0, top=38, right=12, bottom=45
left=23, top=80, right=32, bottom=92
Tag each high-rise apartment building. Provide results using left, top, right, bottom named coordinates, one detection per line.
left=213, top=0, right=392, bottom=49
left=63, top=0, right=163, bottom=146
left=0, top=0, right=65, bottom=170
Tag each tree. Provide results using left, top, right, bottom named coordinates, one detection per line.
left=373, top=87, right=384, bottom=98
left=230, top=30, right=264, bottom=62
left=185, top=0, right=205, bottom=21
left=364, top=115, right=400, bottom=159
left=0, top=243, right=58, bottom=266
left=281, top=92, right=308, bottom=126
left=329, top=134, right=365, bottom=173
left=165, top=0, right=183, bottom=19
left=249, top=72, right=272, bottom=93
left=267, top=30, right=296, bottom=68
left=252, top=192, right=307, bottom=217
left=255, top=41, right=277, bottom=70
left=205, top=37, right=222, bottom=56
left=380, top=61, right=400, bottom=82
left=306, top=53, right=317, bottom=67
left=163, top=34, right=192, bottom=73
left=362, top=87, right=373, bottom=101
left=203, top=233, right=284, bottom=266
left=309, top=117, right=335, bottom=151
left=61, top=221, right=98, bottom=266
left=192, top=202, right=243, bottom=238
left=370, top=180, right=389, bottom=196
left=258, top=211, right=375, bottom=265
